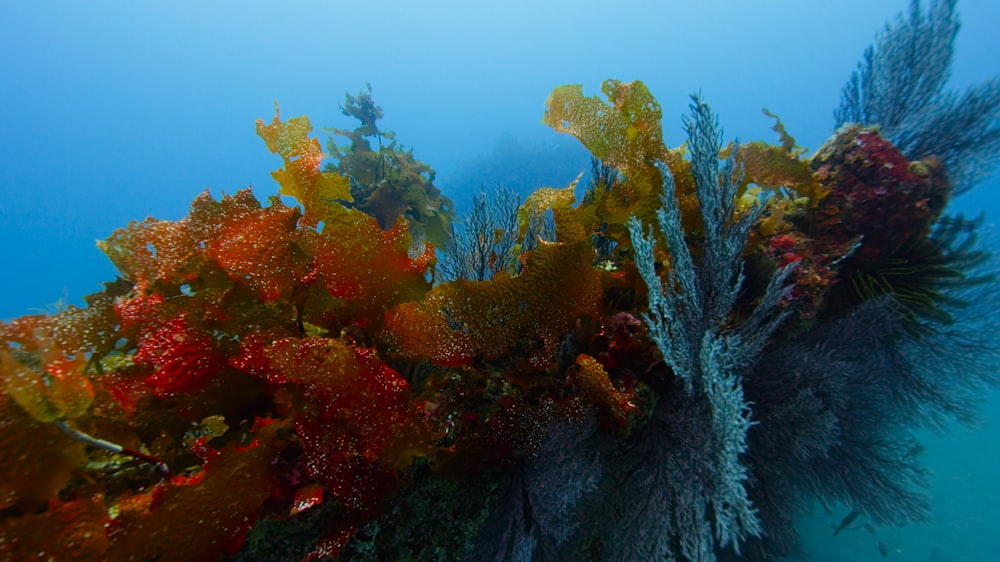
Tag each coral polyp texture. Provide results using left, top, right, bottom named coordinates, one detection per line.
left=2, top=2, right=999, bottom=560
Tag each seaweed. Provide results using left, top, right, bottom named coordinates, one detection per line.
left=325, top=84, right=456, bottom=247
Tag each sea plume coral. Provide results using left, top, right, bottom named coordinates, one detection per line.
left=438, top=184, right=522, bottom=282
left=739, top=271, right=1000, bottom=559
left=618, top=95, right=794, bottom=561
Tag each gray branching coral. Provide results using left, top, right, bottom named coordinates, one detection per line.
left=834, top=0, right=1000, bottom=193
left=624, top=95, right=795, bottom=561
left=438, top=183, right=556, bottom=282
left=741, top=276, right=1000, bottom=559
left=438, top=184, right=522, bottom=282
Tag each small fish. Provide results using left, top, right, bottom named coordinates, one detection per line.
left=833, top=508, right=861, bottom=536
left=877, top=540, right=889, bottom=558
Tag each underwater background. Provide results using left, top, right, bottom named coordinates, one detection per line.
left=0, top=1, right=998, bottom=560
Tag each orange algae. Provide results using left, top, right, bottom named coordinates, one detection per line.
left=737, top=141, right=826, bottom=202
left=0, top=392, right=86, bottom=512
left=545, top=80, right=667, bottom=177
left=297, top=212, right=434, bottom=331
left=544, top=81, right=671, bottom=238
left=574, top=353, right=637, bottom=424
left=206, top=201, right=308, bottom=301
left=0, top=495, right=110, bottom=561
left=0, top=335, right=94, bottom=423
left=325, top=85, right=455, bottom=247
left=384, top=238, right=603, bottom=367
left=0, top=102, right=455, bottom=560
left=101, top=189, right=310, bottom=300
left=522, top=179, right=593, bottom=244
left=256, top=103, right=353, bottom=228
left=103, top=421, right=279, bottom=561
left=542, top=80, right=710, bottom=250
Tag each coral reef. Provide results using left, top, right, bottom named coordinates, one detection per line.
left=1, top=3, right=999, bottom=560
left=834, top=0, right=1000, bottom=194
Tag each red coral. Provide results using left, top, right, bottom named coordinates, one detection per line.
left=290, top=483, right=325, bottom=516
left=112, top=286, right=227, bottom=397
left=808, top=126, right=950, bottom=265
left=126, top=311, right=225, bottom=395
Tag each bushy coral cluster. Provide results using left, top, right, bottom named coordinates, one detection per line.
left=810, top=126, right=949, bottom=260
left=0, top=70, right=995, bottom=561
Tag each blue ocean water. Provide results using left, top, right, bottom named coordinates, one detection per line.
left=0, top=1, right=997, bottom=560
